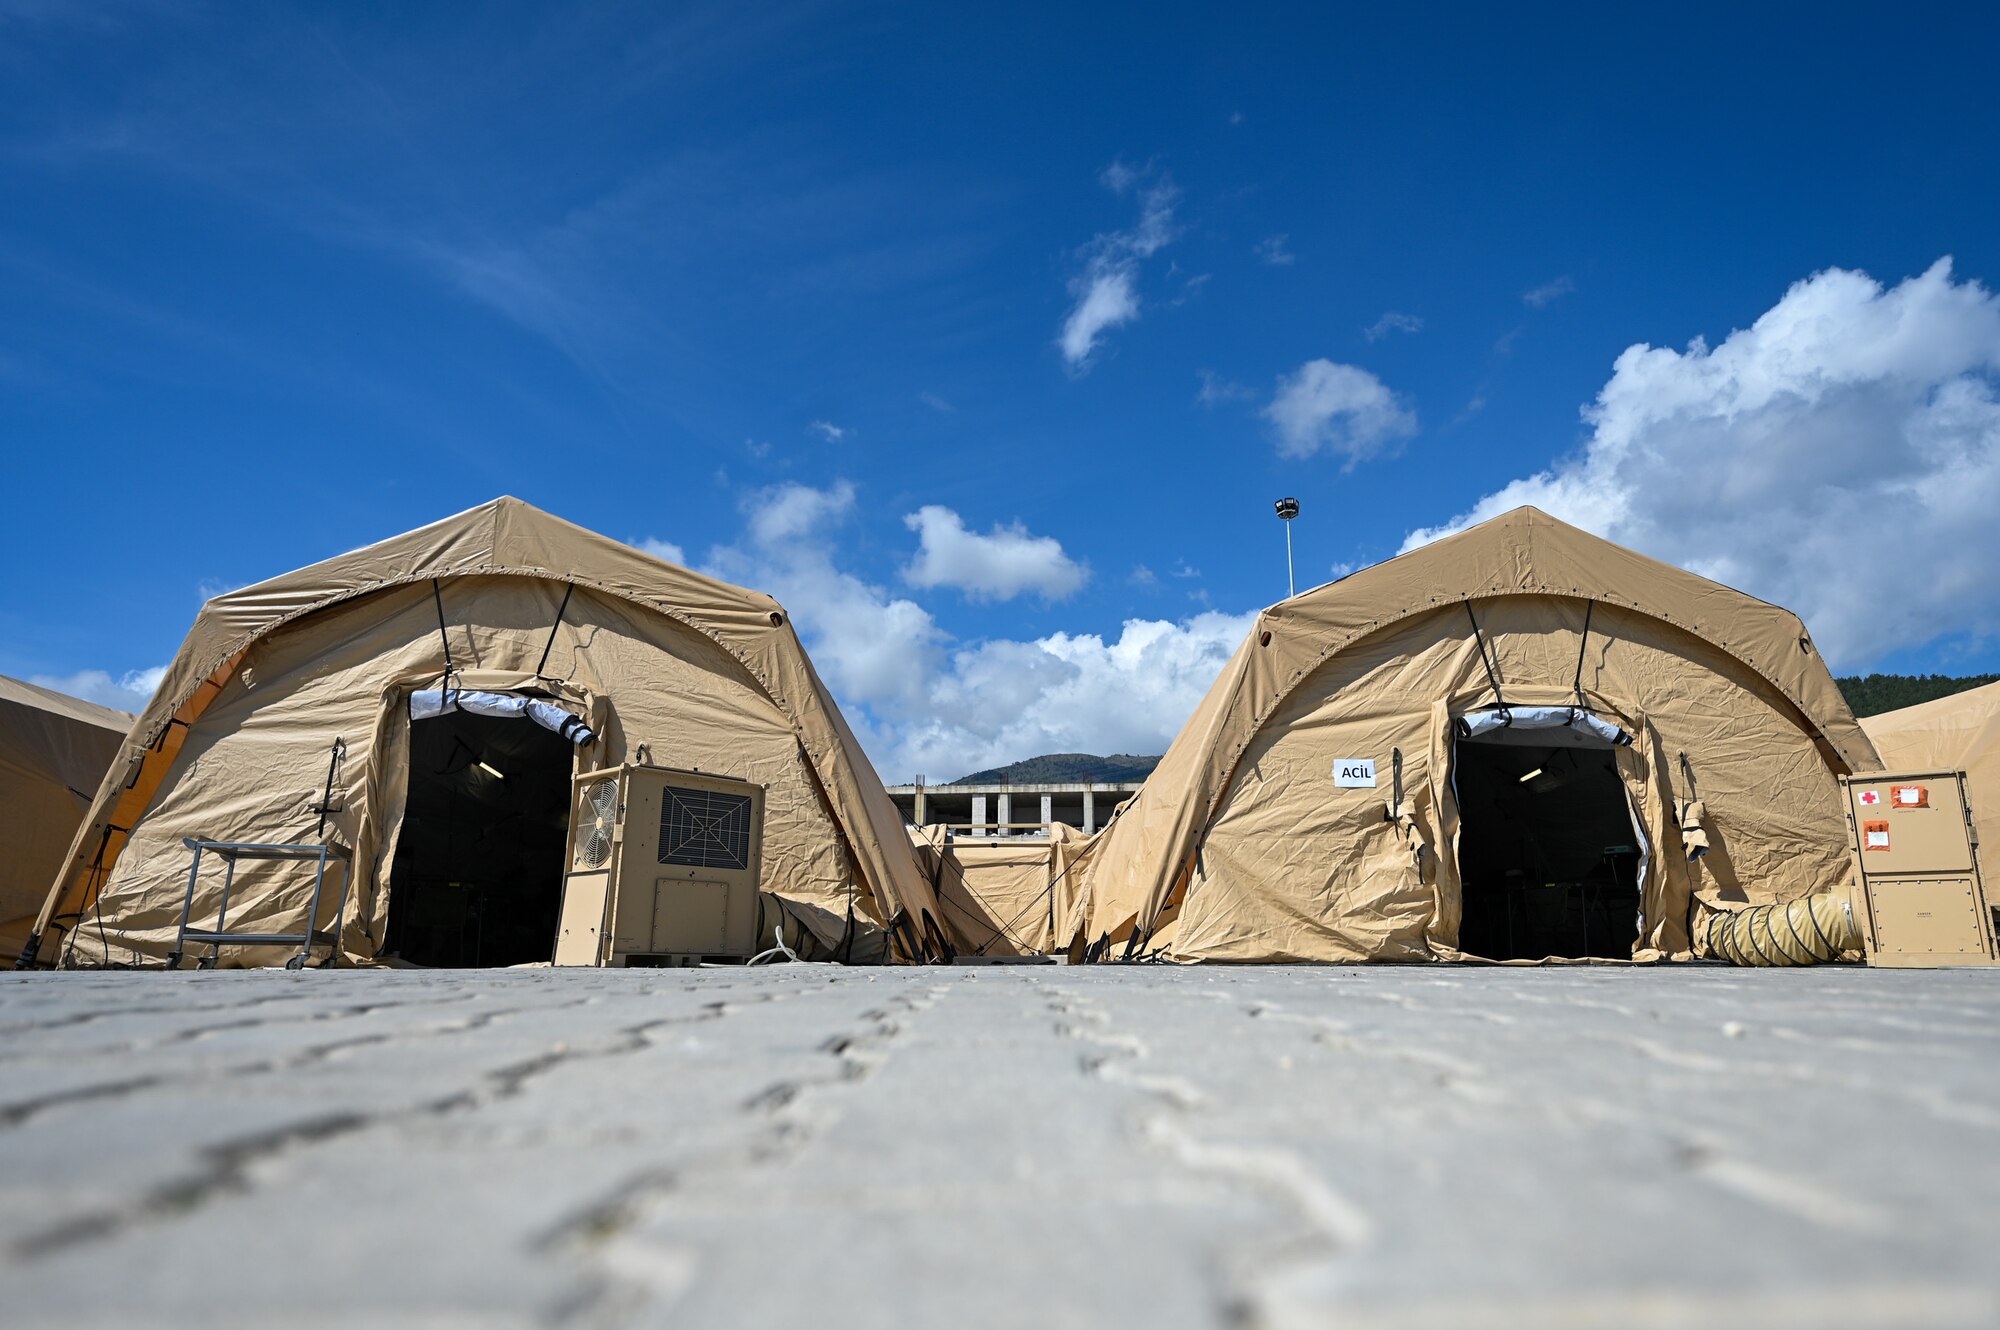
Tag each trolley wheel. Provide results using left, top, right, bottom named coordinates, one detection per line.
left=196, top=956, right=217, bottom=971
left=284, top=955, right=307, bottom=971
left=165, top=952, right=183, bottom=971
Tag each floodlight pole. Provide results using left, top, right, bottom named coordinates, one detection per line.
left=1274, top=497, right=1300, bottom=599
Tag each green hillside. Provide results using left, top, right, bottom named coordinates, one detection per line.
left=949, top=753, right=1161, bottom=785
left=1836, top=673, right=2000, bottom=718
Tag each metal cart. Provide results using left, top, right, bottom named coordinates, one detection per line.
left=167, top=838, right=353, bottom=971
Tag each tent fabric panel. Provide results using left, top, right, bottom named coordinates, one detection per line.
left=933, top=839, right=1057, bottom=957
left=0, top=676, right=129, bottom=944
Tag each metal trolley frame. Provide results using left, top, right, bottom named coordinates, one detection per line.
left=167, top=838, right=353, bottom=971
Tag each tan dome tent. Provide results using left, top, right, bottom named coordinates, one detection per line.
left=1074, top=507, right=1878, bottom=964
left=1861, top=680, right=2000, bottom=867
left=22, top=497, right=944, bottom=969
left=0, top=676, right=130, bottom=959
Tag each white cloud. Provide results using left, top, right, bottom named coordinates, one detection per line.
left=1365, top=311, right=1424, bottom=341
left=692, top=478, right=1250, bottom=781
left=919, top=392, right=954, bottom=413
left=1059, top=270, right=1141, bottom=368
left=1403, top=258, right=2000, bottom=668
left=885, top=611, right=1255, bottom=782
left=1057, top=164, right=1180, bottom=371
left=31, top=666, right=162, bottom=713
left=705, top=481, right=943, bottom=721
left=1196, top=369, right=1256, bottom=404
left=1129, top=564, right=1158, bottom=586
left=808, top=420, right=847, bottom=442
left=1523, top=275, right=1576, bottom=308
left=745, top=479, right=855, bottom=546
left=633, top=536, right=687, bottom=566
left=902, top=506, right=1087, bottom=602
left=1254, top=234, right=1296, bottom=266
left=1264, top=358, right=1418, bottom=462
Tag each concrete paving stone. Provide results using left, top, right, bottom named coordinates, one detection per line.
left=1, top=965, right=1997, bottom=1328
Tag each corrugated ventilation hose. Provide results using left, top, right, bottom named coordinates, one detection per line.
left=1704, top=893, right=1860, bottom=966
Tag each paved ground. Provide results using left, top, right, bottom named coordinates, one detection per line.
left=2, top=964, right=1997, bottom=1329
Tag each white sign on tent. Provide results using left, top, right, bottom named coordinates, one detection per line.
left=1332, top=759, right=1377, bottom=788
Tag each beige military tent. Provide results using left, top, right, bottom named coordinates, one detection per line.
left=24, top=497, right=944, bottom=969
left=1861, top=680, right=2000, bottom=868
left=0, top=675, right=130, bottom=959
left=1074, top=507, right=1877, bottom=964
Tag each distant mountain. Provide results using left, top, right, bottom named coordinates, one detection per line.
left=948, top=752, right=1161, bottom=785
left=1837, top=673, right=2000, bottom=718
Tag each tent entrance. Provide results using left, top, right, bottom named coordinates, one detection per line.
left=384, top=709, right=573, bottom=967
left=1454, top=728, right=1641, bottom=960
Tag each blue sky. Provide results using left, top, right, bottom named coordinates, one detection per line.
left=5, top=3, right=2000, bottom=780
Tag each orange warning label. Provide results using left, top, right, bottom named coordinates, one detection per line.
left=1890, top=784, right=1929, bottom=809
left=1863, top=819, right=1891, bottom=850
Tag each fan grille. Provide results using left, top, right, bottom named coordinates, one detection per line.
left=658, top=786, right=753, bottom=869
left=575, top=780, right=619, bottom=868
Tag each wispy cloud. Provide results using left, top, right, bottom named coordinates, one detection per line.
left=1364, top=311, right=1424, bottom=341
left=1253, top=234, right=1296, bottom=266
left=919, top=392, right=954, bottom=413
left=632, top=535, right=687, bottom=566
left=30, top=665, right=162, bottom=714
left=1195, top=369, right=1256, bottom=405
left=1523, top=275, right=1576, bottom=308
left=808, top=419, right=848, bottom=442
left=1057, top=161, right=1180, bottom=372
left=1264, top=358, right=1418, bottom=464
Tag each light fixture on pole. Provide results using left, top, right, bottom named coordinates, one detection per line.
left=1274, top=497, right=1300, bottom=598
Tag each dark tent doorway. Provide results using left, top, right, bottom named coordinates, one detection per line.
left=1454, top=729, right=1642, bottom=960
left=385, top=710, right=574, bottom=966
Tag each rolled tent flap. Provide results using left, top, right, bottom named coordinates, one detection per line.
left=1677, top=799, right=1712, bottom=859
left=409, top=688, right=596, bottom=746
left=1455, top=705, right=1634, bottom=746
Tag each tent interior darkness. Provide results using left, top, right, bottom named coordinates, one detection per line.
left=1454, top=733, right=1641, bottom=960
left=384, top=710, right=574, bottom=967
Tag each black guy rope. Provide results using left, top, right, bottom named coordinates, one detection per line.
left=1572, top=599, right=1596, bottom=706
left=1463, top=601, right=1509, bottom=716
left=535, top=581, right=576, bottom=679
left=430, top=579, right=455, bottom=684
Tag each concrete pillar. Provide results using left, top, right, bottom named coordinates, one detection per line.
left=914, top=786, right=927, bottom=826
left=997, top=792, right=1012, bottom=837
left=1084, top=788, right=1096, bottom=834
left=1041, top=794, right=1053, bottom=833
left=972, top=794, right=987, bottom=835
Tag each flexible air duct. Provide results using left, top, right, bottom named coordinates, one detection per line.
left=1703, top=892, right=1861, bottom=966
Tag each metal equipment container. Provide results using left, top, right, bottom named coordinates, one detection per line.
left=553, top=762, right=765, bottom=966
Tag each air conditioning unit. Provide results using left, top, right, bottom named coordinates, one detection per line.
left=553, top=762, right=766, bottom=966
